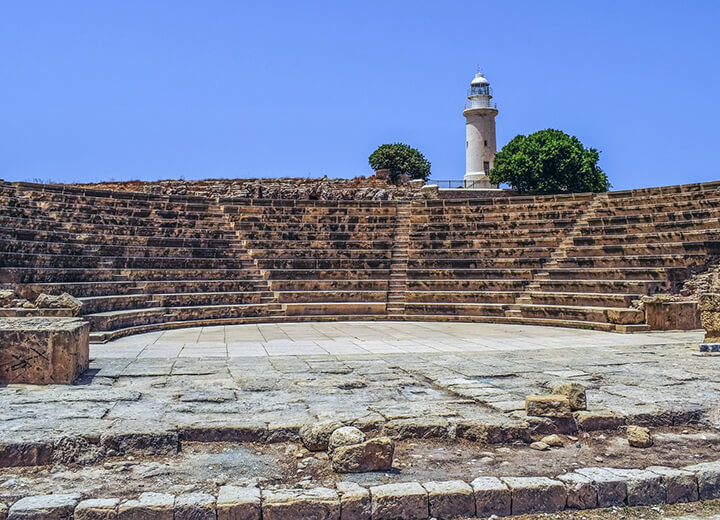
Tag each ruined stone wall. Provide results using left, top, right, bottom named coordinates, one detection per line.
left=72, top=176, right=422, bottom=201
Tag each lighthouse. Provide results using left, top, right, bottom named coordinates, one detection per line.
left=463, top=71, right=498, bottom=189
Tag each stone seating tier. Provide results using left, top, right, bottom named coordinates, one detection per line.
left=2, top=179, right=719, bottom=339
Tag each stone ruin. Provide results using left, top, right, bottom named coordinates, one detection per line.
left=1, top=178, right=720, bottom=384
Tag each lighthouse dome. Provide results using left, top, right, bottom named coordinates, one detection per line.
left=470, top=73, right=489, bottom=86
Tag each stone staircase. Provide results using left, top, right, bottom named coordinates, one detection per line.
left=387, top=202, right=411, bottom=316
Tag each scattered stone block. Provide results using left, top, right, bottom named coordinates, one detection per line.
left=35, top=293, right=83, bottom=316
left=336, top=482, right=370, bottom=520
left=530, top=441, right=549, bottom=451
left=174, top=492, right=215, bottom=520
left=370, top=482, right=428, bottom=520
left=525, top=395, right=572, bottom=418
left=553, top=382, right=587, bottom=410
left=216, top=486, right=260, bottom=520
left=574, top=410, right=625, bottom=431
left=299, top=420, right=343, bottom=451
left=606, top=468, right=665, bottom=506
left=541, top=434, right=564, bottom=447
left=0, top=503, right=7, bottom=520
left=262, top=488, right=339, bottom=520
left=331, top=437, right=394, bottom=473
left=328, top=426, right=365, bottom=454
left=470, top=476, right=510, bottom=517
left=501, top=476, right=566, bottom=514
left=576, top=467, right=627, bottom=506
left=684, top=460, right=720, bottom=500
left=423, top=480, right=475, bottom=519
left=557, top=472, right=598, bottom=509
left=627, top=425, right=653, bottom=448
left=647, top=466, right=699, bottom=504
left=8, top=494, right=81, bottom=520
left=0, top=317, right=89, bottom=384
left=117, top=493, right=174, bottom=520
left=74, top=499, right=120, bottom=520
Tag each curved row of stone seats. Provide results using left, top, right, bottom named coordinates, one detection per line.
left=513, top=182, right=720, bottom=329
left=1, top=183, right=283, bottom=340
left=403, top=195, right=589, bottom=324
left=220, top=199, right=400, bottom=320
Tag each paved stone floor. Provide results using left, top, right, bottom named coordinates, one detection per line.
left=2, top=322, right=717, bottom=467
left=92, top=321, right=702, bottom=358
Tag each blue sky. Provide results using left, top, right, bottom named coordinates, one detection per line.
left=1, top=1, right=719, bottom=189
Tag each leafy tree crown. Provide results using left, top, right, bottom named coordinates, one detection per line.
left=368, top=143, right=431, bottom=184
left=489, top=129, right=610, bottom=194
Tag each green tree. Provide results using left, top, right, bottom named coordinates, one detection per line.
left=489, top=129, right=610, bottom=194
left=368, top=143, right=431, bottom=184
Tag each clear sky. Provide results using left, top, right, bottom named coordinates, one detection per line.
left=1, top=1, right=719, bottom=190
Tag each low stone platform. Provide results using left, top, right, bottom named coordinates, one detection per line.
left=0, top=322, right=712, bottom=469
left=0, top=317, right=89, bottom=384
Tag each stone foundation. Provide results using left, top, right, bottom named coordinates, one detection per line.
left=0, top=317, right=89, bottom=384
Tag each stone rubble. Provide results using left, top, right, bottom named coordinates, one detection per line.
left=627, top=425, right=654, bottom=448
left=330, top=437, right=394, bottom=473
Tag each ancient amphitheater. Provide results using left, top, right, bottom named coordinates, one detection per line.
left=1, top=177, right=720, bottom=519
left=2, top=179, right=719, bottom=340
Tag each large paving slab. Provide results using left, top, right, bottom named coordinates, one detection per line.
left=0, top=322, right=714, bottom=467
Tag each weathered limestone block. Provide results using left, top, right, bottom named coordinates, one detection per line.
left=684, top=460, right=720, bottom=500
left=644, top=298, right=700, bottom=330
left=262, top=488, right=339, bottom=520
left=647, top=466, right=699, bottom=504
left=8, top=494, right=81, bottom=520
left=74, top=499, right=119, bottom=520
left=380, top=417, right=450, bottom=439
left=423, top=480, right=475, bottom=519
left=525, top=395, right=572, bottom=418
left=606, top=468, right=665, bottom=506
left=34, top=293, right=83, bottom=316
left=216, top=486, right=260, bottom=520
left=501, top=476, right=566, bottom=514
left=557, top=472, right=598, bottom=509
left=0, top=317, right=89, bottom=384
left=336, top=482, right=370, bottom=520
left=576, top=467, right=627, bottom=506
left=574, top=410, right=625, bottom=431
left=470, top=476, right=510, bottom=517
left=327, top=426, right=365, bottom=454
left=605, top=308, right=645, bottom=325
left=331, top=437, right=394, bottom=473
left=100, top=421, right=178, bottom=457
left=299, top=420, right=344, bottom=451
left=174, top=493, right=215, bottom=520
left=699, top=293, right=720, bottom=346
left=627, top=425, right=653, bottom=448
left=553, top=382, right=587, bottom=411
left=117, top=493, right=174, bottom=520
left=370, top=482, right=428, bottom=520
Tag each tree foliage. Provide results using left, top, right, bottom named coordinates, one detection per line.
left=489, top=129, right=610, bottom=194
left=368, top=143, right=431, bottom=184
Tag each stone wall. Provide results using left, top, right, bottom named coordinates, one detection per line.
left=71, top=176, right=423, bottom=201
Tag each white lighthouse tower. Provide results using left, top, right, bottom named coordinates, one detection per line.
left=463, top=71, right=498, bottom=189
